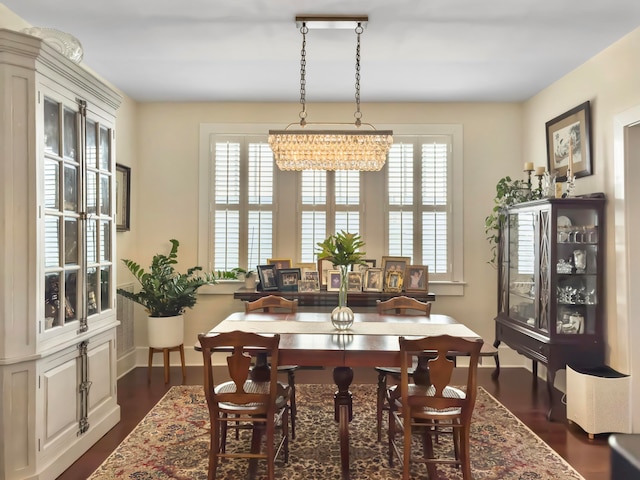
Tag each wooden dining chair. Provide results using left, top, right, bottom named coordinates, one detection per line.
left=388, top=334, right=482, bottom=480
left=374, top=296, right=432, bottom=441
left=244, top=295, right=299, bottom=439
left=198, top=330, right=290, bottom=480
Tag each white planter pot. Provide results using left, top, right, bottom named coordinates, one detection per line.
left=147, top=315, right=184, bottom=348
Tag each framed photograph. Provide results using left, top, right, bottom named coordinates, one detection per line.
left=303, top=270, right=320, bottom=290
left=327, top=269, right=342, bottom=291
left=267, top=258, right=291, bottom=270
left=381, top=256, right=410, bottom=290
left=347, top=271, right=362, bottom=292
left=257, top=264, right=278, bottom=291
left=317, top=258, right=335, bottom=288
left=545, top=101, right=592, bottom=181
left=115, top=164, right=131, bottom=232
left=277, top=268, right=301, bottom=292
left=297, top=280, right=319, bottom=293
left=296, top=262, right=316, bottom=275
left=363, top=268, right=383, bottom=292
left=384, top=271, right=404, bottom=293
left=405, top=265, right=429, bottom=292
left=351, top=259, right=376, bottom=272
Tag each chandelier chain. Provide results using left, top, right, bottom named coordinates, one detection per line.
left=299, top=23, right=308, bottom=125
left=354, top=23, right=363, bottom=126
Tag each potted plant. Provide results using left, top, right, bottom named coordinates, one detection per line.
left=485, top=176, right=543, bottom=265
left=316, top=231, right=366, bottom=329
left=117, top=239, right=217, bottom=348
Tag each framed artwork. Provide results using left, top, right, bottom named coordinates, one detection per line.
left=327, top=269, right=342, bottom=291
left=303, top=270, right=320, bottom=290
left=267, top=258, right=291, bottom=270
left=296, top=262, right=316, bottom=276
left=297, top=280, right=319, bottom=292
left=405, top=265, right=429, bottom=292
left=115, top=164, right=131, bottom=232
left=384, top=271, right=404, bottom=293
left=347, top=271, right=362, bottom=292
left=545, top=101, right=592, bottom=181
left=317, top=258, right=335, bottom=288
left=351, top=259, right=376, bottom=273
left=277, top=268, right=301, bottom=291
left=381, top=256, right=410, bottom=290
left=257, top=264, right=278, bottom=291
left=363, top=268, right=383, bottom=292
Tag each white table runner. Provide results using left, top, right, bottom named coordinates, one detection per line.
left=212, top=319, right=479, bottom=338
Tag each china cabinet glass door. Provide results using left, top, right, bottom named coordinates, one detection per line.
left=507, top=209, right=537, bottom=329
left=43, top=96, right=114, bottom=333
left=554, top=206, right=599, bottom=336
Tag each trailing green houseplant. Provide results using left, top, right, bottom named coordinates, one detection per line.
left=485, top=176, right=543, bottom=265
left=117, top=239, right=217, bottom=317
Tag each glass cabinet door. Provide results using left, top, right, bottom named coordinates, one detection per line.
left=43, top=98, right=80, bottom=329
left=42, top=97, right=114, bottom=332
left=507, top=209, right=537, bottom=329
left=554, top=207, right=599, bottom=336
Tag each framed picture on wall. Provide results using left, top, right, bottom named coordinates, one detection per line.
left=545, top=101, right=592, bottom=181
left=115, top=164, right=131, bottom=231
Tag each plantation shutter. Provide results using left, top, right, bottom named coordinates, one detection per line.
left=421, top=141, right=449, bottom=273
left=213, top=137, right=274, bottom=271
left=300, top=171, right=327, bottom=262
left=388, top=143, right=414, bottom=259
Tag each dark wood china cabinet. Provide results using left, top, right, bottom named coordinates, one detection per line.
left=494, top=196, right=605, bottom=420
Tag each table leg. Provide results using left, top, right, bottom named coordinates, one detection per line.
left=333, top=366, right=353, bottom=479
left=250, top=352, right=271, bottom=382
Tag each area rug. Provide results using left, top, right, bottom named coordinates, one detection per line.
left=88, top=384, right=584, bottom=480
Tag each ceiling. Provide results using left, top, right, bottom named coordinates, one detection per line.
left=3, top=1, right=640, bottom=103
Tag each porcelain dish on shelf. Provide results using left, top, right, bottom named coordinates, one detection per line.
left=557, top=215, right=572, bottom=228
left=21, top=27, right=83, bottom=64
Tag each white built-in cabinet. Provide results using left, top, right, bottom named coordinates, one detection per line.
left=0, top=29, right=121, bottom=480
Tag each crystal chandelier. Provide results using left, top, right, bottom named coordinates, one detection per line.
left=269, top=16, right=393, bottom=171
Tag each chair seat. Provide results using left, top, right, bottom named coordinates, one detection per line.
left=389, top=384, right=465, bottom=416
left=215, top=380, right=290, bottom=411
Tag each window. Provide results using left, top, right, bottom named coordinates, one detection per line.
left=212, top=136, right=274, bottom=271
left=386, top=134, right=458, bottom=282
left=299, top=170, right=361, bottom=263
left=199, top=123, right=463, bottom=293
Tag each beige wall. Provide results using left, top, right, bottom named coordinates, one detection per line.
left=129, top=102, right=522, bottom=364
left=523, top=26, right=640, bottom=373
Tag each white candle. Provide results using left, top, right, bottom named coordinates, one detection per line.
left=568, top=140, right=574, bottom=176
left=524, top=162, right=534, bottom=171
left=535, top=166, right=545, bottom=176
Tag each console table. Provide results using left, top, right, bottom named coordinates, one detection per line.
left=233, top=288, right=435, bottom=308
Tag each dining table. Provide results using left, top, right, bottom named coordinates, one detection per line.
left=201, top=310, right=482, bottom=479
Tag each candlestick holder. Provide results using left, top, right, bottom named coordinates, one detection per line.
left=524, top=168, right=534, bottom=191
left=565, top=173, right=576, bottom=198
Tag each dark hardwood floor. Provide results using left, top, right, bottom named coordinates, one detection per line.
left=57, top=366, right=610, bottom=480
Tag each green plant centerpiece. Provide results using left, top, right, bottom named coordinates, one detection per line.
left=316, top=231, right=366, bottom=330
left=117, top=239, right=217, bottom=317
left=485, top=176, right=543, bottom=265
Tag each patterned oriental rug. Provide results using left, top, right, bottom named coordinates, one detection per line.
left=89, top=384, right=584, bottom=480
